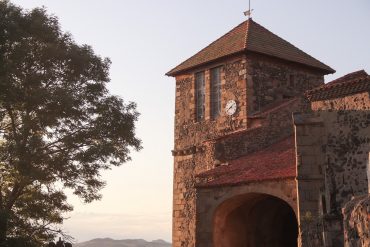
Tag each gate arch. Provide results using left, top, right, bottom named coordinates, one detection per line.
left=213, top=193, right=298, bottom=247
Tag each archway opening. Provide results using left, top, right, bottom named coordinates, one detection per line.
left=214, top=193, right=298, bottom=247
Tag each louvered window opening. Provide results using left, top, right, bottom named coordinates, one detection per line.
left=195, top=72, right=205, bottom=122
left=210, top=67, right=222, bottom=119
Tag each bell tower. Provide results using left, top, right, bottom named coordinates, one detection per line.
left=167, top=18, right=334, bottom=247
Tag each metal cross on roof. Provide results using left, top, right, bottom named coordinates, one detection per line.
left=244, top=0, right=253, bottom=19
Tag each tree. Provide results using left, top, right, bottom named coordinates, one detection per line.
left=0, top=1, right=142, bottom=245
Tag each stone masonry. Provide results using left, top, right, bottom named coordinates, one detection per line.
left=167, top=18, right=341, bottom=247
left=295, top=71, right=370, bottom=247
left=171, top=59, right=326, bottom=246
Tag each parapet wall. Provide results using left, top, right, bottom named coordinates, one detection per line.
left=311, top=92, right=370, bottom=111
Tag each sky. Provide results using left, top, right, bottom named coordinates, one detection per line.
left=9, top=0, right=370, bottom=243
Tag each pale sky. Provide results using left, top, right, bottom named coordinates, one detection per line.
left=10, top=0, right=370, bottom=243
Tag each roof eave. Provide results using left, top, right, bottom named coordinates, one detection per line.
left=167, top=49, right=335, bottom=77
left=195, top=175, right=296, bottom=189
left=305, top=76, right=370, bottom=102
left=165, top=50, right=246, bottom=77
left=245, top=50, right=335, bottom=75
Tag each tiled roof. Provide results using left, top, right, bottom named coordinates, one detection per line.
left=166, top=19, right=334, bottom=76
left=196, top=136, right=296, bottom=188
left=328, top=70, right=368, bottom=84
left=306, top=70, right=370, bottom=101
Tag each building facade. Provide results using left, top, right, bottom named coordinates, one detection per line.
left=296, top=71, right=370, bottom=247
left=167, top=18, right=369, bottom=247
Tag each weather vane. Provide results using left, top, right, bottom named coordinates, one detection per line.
left=244, top=0, right=253, bottom=19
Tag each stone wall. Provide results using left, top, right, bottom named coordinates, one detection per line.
left=174, top=56, right=248, bottom=151
left=172, top=99, right=305, bottom=247
left=172, top=54, right=325, bottom=247
left=293, top=112, right=351, bottom=247
left=209, top=98, right=303, bottom=163
left=343, top=195, right=370, bottom=247
left=294, top=110, right=370, bottom=247
left=246, top=54, right=324, bottom=114
left=172, top=56, right=248, bottom=247
left=324, top=111, right=370, bottom=209
left=195, top=179, right=297, bottom=247
left=172, top=155, right=195, bottom=247
left=293, top=114, right=325, bottom=212
left=311, top=92, right=370, bottom=111
left=295, top=111, right=370, bottom=211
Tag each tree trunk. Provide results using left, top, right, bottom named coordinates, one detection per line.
left=0, top=210, right=8, bottom=246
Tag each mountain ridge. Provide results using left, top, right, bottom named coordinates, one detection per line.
left=75, top=238, right=171, bottom=247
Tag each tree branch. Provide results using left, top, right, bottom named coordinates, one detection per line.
left=36, top=126, right=90, bottom=152
left=6, top=182, right=26, bottom=211
left=5, top=106, right=20, bottom=146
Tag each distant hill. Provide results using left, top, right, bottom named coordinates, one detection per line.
left=74, top=238, right=171, bottom=247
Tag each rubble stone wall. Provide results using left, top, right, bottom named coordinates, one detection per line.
left=172, top=56, right=248, bottom=247
left=311, top=92, right=370, bottom=111
left=295, top=110, right=370, bottom=247
left=211, top=98, right=303, bottom=163
left=246, top=54, right=324, bottom=114
left=343, top=195, right=370, bottom=247
left=174, top=56, right=248, bottom=151
left=172, top=54, right=325, bottom=247
left=322, top=111, right=370, bottom=210
left=295, top=111, right=370, bottom=214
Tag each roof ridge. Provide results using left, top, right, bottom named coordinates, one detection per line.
left=307, top=71, right=369, bottom=94
left=166, top=20, right=248, bottom=76
left=244, top=18, right=251, bottom=49
left=305, top=74, right=370, bottom=101
left=166, top=19, right=335, bottom=76
left=327, top=69, right=368, bottom=84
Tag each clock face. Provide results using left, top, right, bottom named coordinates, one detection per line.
left=225, top=100, right=237, bottom=116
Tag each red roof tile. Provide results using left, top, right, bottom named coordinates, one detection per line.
left=196, top=136, right=296, bottom=188
left=306, top=70, right=370, bottom=101
left=166, top=19, right=334, bottom=76
left=327, top=70, right=368, bottom=84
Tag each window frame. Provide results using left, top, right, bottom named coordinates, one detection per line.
left=195, top=71, right=205, bottom=122
left=210, top=66, right=222, bottom=120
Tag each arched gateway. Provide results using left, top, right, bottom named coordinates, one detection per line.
left=195, top=179, right=298, bottom=247
left=213, top=193, right=298, bottom=247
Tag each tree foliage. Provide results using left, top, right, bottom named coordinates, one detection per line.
left=0, top=1, right=141, bottom=245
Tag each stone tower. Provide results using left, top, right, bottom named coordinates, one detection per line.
left=166, top=19, right=334, bottom=247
